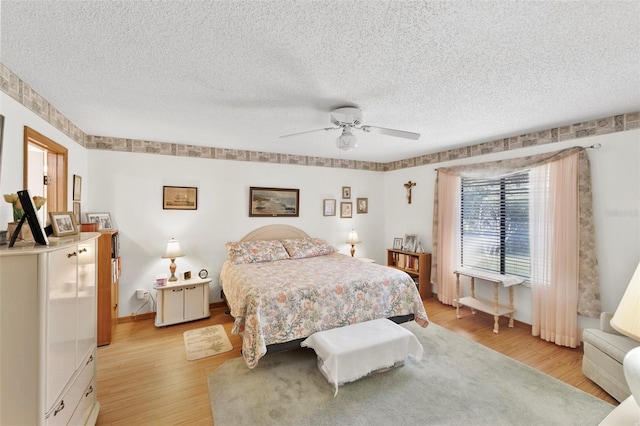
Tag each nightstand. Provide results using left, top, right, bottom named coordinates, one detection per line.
left=154, top=277, right=212, bottom=327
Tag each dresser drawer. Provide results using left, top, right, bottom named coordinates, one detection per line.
left=68, top=377, right=96, bottom=426
left=46, top=350, right=95, bottom=426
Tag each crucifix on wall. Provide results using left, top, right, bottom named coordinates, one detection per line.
left=404, top=181, right=416, bottom=204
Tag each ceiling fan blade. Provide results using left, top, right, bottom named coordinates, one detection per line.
left=360, top=125, right=420, bottom=140
left=279, top=127, right=340, bottom=138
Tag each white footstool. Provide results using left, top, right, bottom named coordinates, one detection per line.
left=301, top=318, right=424, bottom=395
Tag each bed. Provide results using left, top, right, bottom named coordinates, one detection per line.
left=220, top=225, right=430, bottom=368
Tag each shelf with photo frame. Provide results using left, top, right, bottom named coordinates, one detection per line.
left=386, top=248, right=431, bottom=300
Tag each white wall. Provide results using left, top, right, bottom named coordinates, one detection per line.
left=87, top=150, right=386, bottom=316
left=384, top=129, right=640, bottom=330
left=3, top=90, right=639, bottom=331
left=0, top=93, right=90, bottom=224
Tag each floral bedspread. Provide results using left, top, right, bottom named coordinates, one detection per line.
left=220, top=253, right=429, bottom=368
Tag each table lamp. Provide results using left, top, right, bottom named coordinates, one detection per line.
left=611, top=261, right=640, bottom=407
left=346, top=229, right=361, bottom=257
left=162, top=238, right=185, bottom=282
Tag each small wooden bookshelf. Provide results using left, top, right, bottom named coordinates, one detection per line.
left=386, top=249, right=432, bottom=299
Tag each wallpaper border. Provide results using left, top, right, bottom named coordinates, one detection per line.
left=2, top=63, right=638, bottom=172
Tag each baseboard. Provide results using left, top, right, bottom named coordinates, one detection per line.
left=119, top=312, right=155, bottom=323
left=118, top=301, right=227, bottom=323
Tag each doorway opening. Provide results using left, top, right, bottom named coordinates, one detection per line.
left=23, top=127, right=68, bottom=224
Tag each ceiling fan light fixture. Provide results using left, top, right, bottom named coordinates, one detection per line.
left=336, top=127, right=357, bottom=151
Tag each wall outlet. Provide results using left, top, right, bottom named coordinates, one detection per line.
left=136, top=289, right=145, bottom=300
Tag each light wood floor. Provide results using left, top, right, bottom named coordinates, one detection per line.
left=95, top=297, right=617, bottom=425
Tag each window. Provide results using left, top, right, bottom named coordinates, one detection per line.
left=460, top=172, right=530, bottom=278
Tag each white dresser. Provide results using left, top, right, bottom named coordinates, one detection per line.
left=0, top=233, right=100, bottom=425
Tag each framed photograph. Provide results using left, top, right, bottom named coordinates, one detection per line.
left=393, top=237, right=403, bottom=249
left=340, top=202, right=353, bottom=218
left=163, top=186, right=198, bottom=210
left=403, top=234, right=417, bottom=252
left=342, top=186, right=351, bottom=199
left=86, top=212, right=114, bottom=231
left=0, top=115, right=4, bottom=179
left=73, top=202, right=81, bottom=225
left=249, top=187, right=299, bottom=217
left=323, top=199, right=336, bottom=216
left=73, top=174, right=82, bottom=201
left=49, top=211, right=77, bottom=236
left=356, top=197, right=368, bottom=214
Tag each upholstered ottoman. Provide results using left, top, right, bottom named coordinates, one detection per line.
left=301, top=318, right=423, bottom=395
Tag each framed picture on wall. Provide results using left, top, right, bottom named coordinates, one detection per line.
left=249, top=187, right=299, bottom=217
left=323, top=199, right=336, bottom=216
left=342, top=186, right=351, bottom=199
left=356, top=197, right=368, bottom=214
left=0, top=115, right=4, bottom=174
left=340, top=202, right=352, bottom=218
left=163, top=186, right=198, bottom=210
left=73, top=202, right=81, bottom=225
left=73, top=175, right=82, bottom=201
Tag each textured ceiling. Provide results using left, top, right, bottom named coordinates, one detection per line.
left=1, top=1, right=639, bottom=162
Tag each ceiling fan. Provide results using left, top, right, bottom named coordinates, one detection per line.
left=279, top=107, right=420, bottom=151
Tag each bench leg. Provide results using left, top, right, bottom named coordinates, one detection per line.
left=455, top=273, right=461, bottom=319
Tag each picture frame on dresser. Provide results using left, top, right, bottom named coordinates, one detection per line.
left=49, top=211, right=78, bottom=236
left=86, top=212, right=114, bottom=231
left=403, top=234, right=417, bottom=252
left=393, top=237, right=403, bottom=249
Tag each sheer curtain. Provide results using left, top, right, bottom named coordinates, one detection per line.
left=432, top=171, right=460, bottom=305
left=530, top=155, right=580, bottom=347
left=432, top=147, right=598, bottom=346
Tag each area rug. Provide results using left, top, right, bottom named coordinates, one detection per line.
left=208, top=321, right=614, bottom=425
left=183, top=325, right=232, bottom=361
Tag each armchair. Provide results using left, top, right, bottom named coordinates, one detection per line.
left=582, top=312, right=640, bottom=402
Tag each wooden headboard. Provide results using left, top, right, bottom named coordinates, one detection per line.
left=240, top=225, right=310, bottom=242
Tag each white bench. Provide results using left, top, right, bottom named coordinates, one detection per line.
left=301, top=318, right=423, bottom=395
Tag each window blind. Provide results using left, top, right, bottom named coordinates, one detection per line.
left=460, top=172, right=530, bottom=278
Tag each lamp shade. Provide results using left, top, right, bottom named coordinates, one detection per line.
left=611, top=261, right=640, bottom=340
left=162, top=238, right=185, bottom=259
left=336, top=127, right=358, bottom=151
left=611, top=261, right=640, bottom=410
left=346, top=230, right=361, bottom=245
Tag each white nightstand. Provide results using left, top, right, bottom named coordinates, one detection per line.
left=599, top=395, right=640, bottom=425
left=154, top=277, right=212, bottom=327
